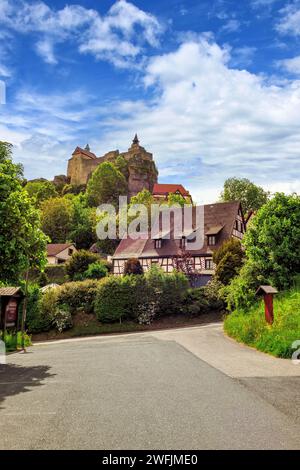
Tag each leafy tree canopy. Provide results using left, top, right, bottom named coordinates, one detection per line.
left=243, top=192, right=300, bottom=289
left=25, top=180, right=58, bottom=207
left=40, top=196, right=74, bottom=244
left=221, top=177, right=269, bottom=214
left=0, top=142, right=48, bottom=283
left=86, top=161, right=128, bottom=207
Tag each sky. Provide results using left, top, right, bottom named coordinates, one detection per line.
left=0, top=0, right=300, bottom=204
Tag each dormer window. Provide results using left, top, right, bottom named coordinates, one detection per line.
left=208, top=235, right=216, bottom=246
left=155, top=239, right=162, bottom=249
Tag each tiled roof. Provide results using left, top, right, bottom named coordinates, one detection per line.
left=72, top=146, right=97, bottom=160
left=113, top=201, right=242, bottom=259
left=153, top=184, right=190, bottom=197
left=0, top=287, right=22, bottom=296
left=47, top=244, right=73, bottom=256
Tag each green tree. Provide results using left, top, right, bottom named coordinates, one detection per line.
left=130, top=189, right=155, bottom=207
left=243, top=193, right=300, bottom=289
left=25, top=180, right=58, bottom=207
left=167, top=193, right=190, bottom=207
left=65, top=250, right=100, bottom=280
left=213, top=238, right=245, bottom=285
left=40, top=197, right=73, bottom=243
left=0, top=142, right=48, bottom=283
left=86, top=162, right=128, bottom=207
left=221, top=177, right=269, bottom=214
left=68, top=194, right=97, bottom=249
left=114, top=155, right=129, bottom=180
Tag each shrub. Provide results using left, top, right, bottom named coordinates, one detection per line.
left=184, top=288, right=210, bottom=316
left=224, top=261, right=268, bottom=311
left=37, top=271, right=49, bottom=287
left=26, top=284, right=53, bottom=333
left=213, top=238, right=245, bottom=285
left=82, top=261, right=108, bottom=280
left=203, top=278, right=225, bottom=310
left=146, top=266, right=189, bottom=316
left=95, top=275, right=150, bottom=323
left=124, top=258, right=144, bottom=275
left=65, top=250, right=100, bottom=280
left=57, top=280, right=100, bottom=314
left=51, top=304, right=73, bottom=333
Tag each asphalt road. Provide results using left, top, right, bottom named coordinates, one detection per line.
left=1, top=326, right=300, bottom=450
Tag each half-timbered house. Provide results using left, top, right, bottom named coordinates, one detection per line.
left=112, top=201, right=246, bottom=285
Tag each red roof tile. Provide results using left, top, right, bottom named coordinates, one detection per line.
left=153, top=184, right=190, bottom=197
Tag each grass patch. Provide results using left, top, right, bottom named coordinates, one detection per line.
left=0, top=331, right=32, bottom=352
left=224, top=286, right=300, bottom=358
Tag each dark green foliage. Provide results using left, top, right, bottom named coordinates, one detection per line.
left=213, top=238, right=245, bottom=285
left=29, top=265, right=67, bottom=285
left=94, top=275, right=151, bottom=323
left=57, top=280, right=100, bottom=314
left=37, top=271, right=49, bottom=287
left=244, top=193, right=300, bottom=290
left=26, top=284, right=53, bottom=333
left=183, top=279, right=224, bottom=316
left=0, top=142, right=48, bottom=283
left=124, top=258, right=144, bottom=275
left=82, top=261, right=108, bottom=280
left=86, top=161, right=128, bottom=207
left=221, top=177, right=269, bottom=214
left=65, top=250, right=100, bottom=281
left=145, top=266, right=189, bottom=316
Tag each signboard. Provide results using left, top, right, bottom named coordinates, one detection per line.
left=5, top=299, right=18, bottom=327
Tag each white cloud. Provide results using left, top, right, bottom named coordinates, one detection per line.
left=220, top=19, right=241, bottom=33
left=276, top=2, right=300, bottom=36
left=278, top=55, right=300, bottom=75
left=96, top=37, right=300, bottom=201
left=0, top=0, right=163, bottom=67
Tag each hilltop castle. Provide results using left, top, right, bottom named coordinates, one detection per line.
left=66, top=135, right=158, bottom=198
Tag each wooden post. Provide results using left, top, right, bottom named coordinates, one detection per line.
left=21, top=269, right=29, bottom=352
left=264, top=293, right=274, bottom=325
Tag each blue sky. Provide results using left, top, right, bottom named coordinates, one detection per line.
left=0, top=0, right=300, bottom=203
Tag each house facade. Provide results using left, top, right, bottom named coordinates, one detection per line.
left=112, top=201, right=246, bottom=284
left=47, top=244, right=77, bottom=265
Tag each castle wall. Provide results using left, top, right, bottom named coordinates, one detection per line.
left=67, top=140, right=158, bottom=197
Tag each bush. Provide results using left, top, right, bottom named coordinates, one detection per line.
left=213, top=239, right=245, bottom=285
left=224, top=286, right=300, bottom=358
left=145, top=266, right=189, bottom=316
left=26, top=284, right=53, bottom=333
left=95, top=275, right=151, bottom=323
left=82, top=261, right=108, bottom=280
left=37, top=271, right=49, bottom=287
left=51, top=304, right=73, bottom=333
left=57, top=280, right=100, bottom=314
left=95, top=268, right=189, bottom=323
left=203, top=279, right=225, bottom=310
left=184, top=288, right=210, bottom=316
left=124, top=258, right=144, bottom=275
left=224, top=261, right=268, bottom=312
left=65, top=250, right=101, bottom=280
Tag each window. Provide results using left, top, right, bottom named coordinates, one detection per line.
left=208, top=235, right=216, bottom=246
left=154, top=239, right=162, bottom=249
left=68, top=248, right=74, bottom=256
left=205, top=259, right=214, bottom=270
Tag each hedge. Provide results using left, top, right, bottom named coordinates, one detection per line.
left=57, top=280, right=100, bottom=314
